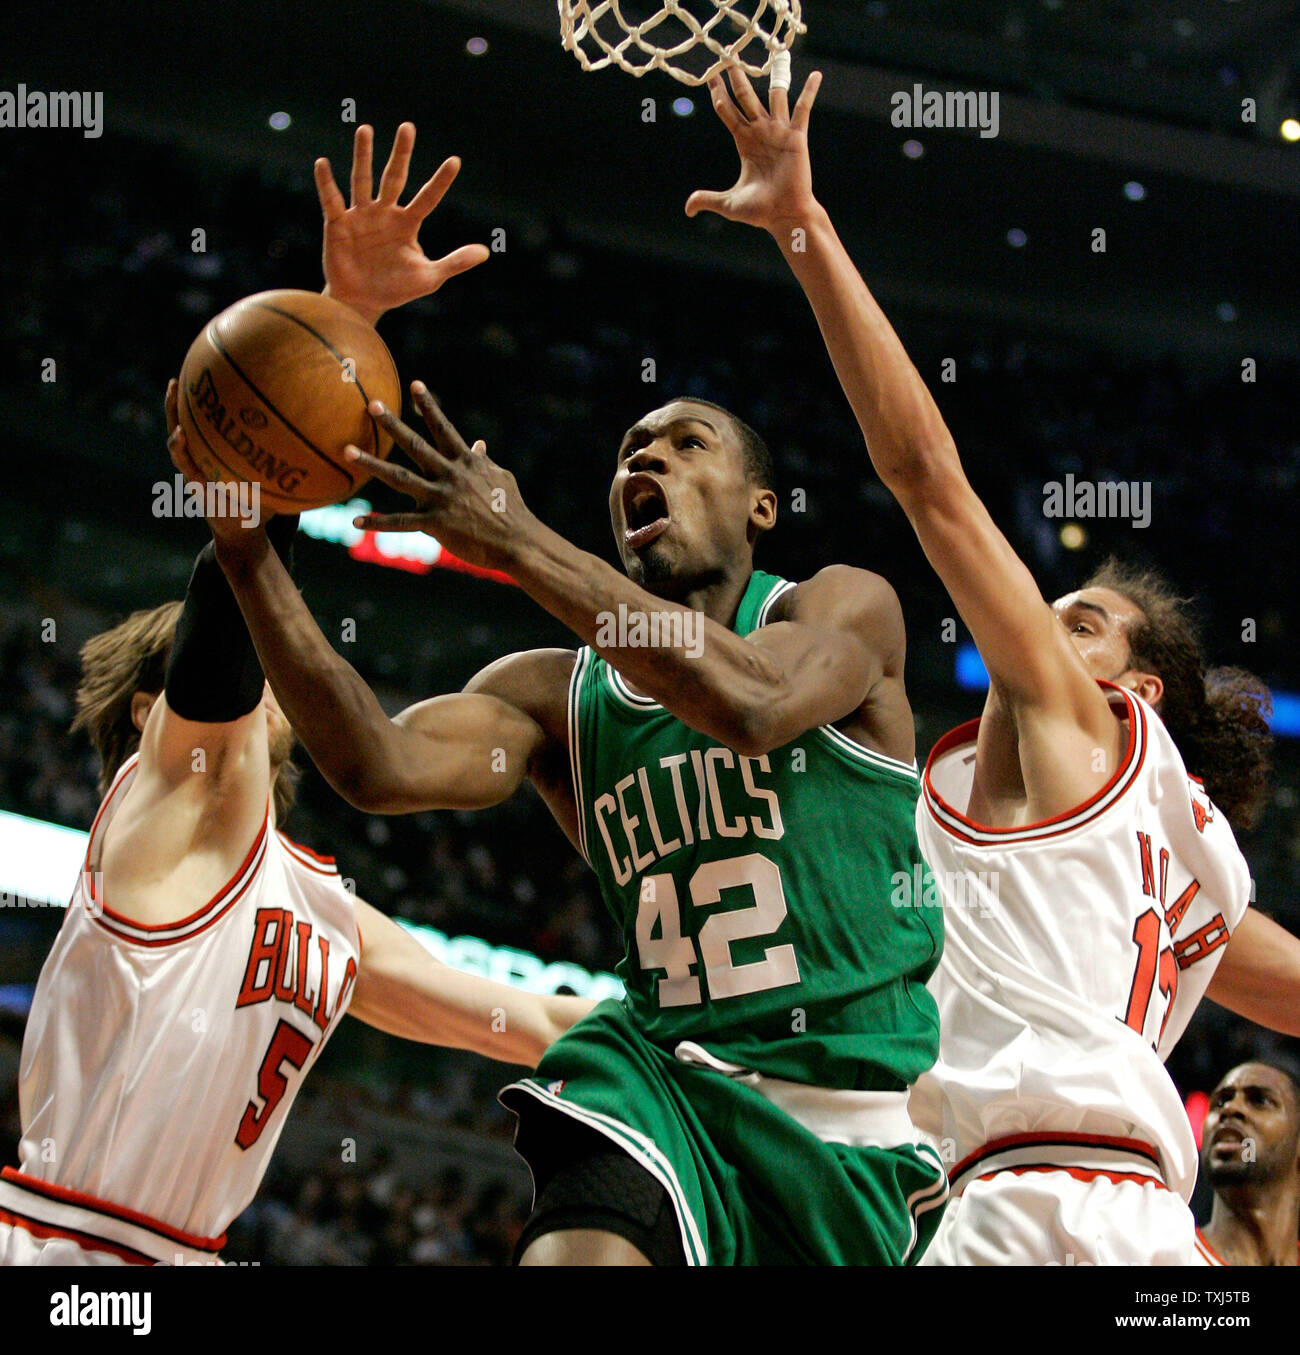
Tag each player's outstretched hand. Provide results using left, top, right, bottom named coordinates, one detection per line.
left=164, top=378, right=271, bottom=548
left=318, top=123, right=490, bottom=327
left=685, top=66, right=822, bottom=235
left=344, top=382, right=536, bottom=573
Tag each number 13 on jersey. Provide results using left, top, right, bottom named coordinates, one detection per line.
left=635, top=852, right=801, bottom=1007
left=1122, top=907, right=1178, bottom=1049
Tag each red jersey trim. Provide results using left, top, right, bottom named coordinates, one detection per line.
left=973, top=1164, right=1172, bottom=1192
left=87, top=819, right=268, bottom=947
left=949, top=1130, right=1164, bottom=1191
left=81, top=749, right=272, bottom=944
left=0, top=1207, right=156, bottom=1266
left=923, top=683, right=1148, bottom=846
left=277, top=833, right=336, bottom=868
left=82, top=752, right=142, bottom=899
left=91, top=872, right=260, bottom=949
left=1, top=1168, right=226, bottom=1252
left=1195, top=1229, right=1226, bottom=1265
left=95, top=817, right=269, bottom=934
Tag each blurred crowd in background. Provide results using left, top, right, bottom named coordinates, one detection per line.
left=1, top=128, right=1298, bottom=1262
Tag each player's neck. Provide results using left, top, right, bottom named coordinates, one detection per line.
left=647, top=563, right=754, bottom=629
left=1204, top=1187, right=1300, bottom=1266
left=618, top=567, right=756, bottom=703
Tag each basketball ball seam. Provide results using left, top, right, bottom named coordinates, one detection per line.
left=207, top=328, right=357, bottom=489
left=180, top=378, right=261, bottom=488
left=252, top=300, right=399, bottom=455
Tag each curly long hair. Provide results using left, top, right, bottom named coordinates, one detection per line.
left=1084, top=559, right=1272, bottom=830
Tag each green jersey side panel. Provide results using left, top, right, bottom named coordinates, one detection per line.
left=569, top=569, right=942, bottom=1091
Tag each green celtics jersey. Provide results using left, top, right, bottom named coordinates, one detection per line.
left=568, top=569, right=942, bottom=1092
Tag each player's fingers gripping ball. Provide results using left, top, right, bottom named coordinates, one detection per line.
left=176, top=289, right=402, bottom=512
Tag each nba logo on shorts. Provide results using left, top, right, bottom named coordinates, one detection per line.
left=546, top=1080, right=566, bottom=1097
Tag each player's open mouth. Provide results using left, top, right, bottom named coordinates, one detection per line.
left=623, top=473, right=670, bottom=550
left=1210, top=1127, right=1246, bottom=1151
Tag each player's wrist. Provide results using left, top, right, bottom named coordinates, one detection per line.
left=495, top=509, right=553, bottom=574
left=320, top=283, right=384, bottom=328
left=768, top=198, right=828, bottom=249
left=213, top=527, right=272, bottom=578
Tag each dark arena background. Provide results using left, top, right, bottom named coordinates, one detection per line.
left=2, top=0, right=1299, bottom=1270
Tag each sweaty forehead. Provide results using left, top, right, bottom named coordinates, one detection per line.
left=622, top=402, right=728, bottom=444
left=1052, top=587, right=1140, bottom=626
left=1216, top=1063, right=1300, bottom=1113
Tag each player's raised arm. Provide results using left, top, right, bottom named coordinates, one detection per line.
left=345, top=387, right=901, bottom=758
left=348, top=899, right=594, bottom=1063
left=166, top=393, right=550, bottom=815
left=100, top=386, right=302, bottom=922
left=316, top=122, right=489, bottom=327
left=687, top=69, right=1117, bottom=758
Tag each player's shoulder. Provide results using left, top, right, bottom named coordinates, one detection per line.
left=770, top=564, right=904, bottom=635
left=464, top=646, right=578, bottom=693
left=463, top=647, right=578, bottom=730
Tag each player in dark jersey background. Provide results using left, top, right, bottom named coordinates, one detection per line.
left=170, top=95, right=948, bottom=1263
left=1194, top=1063, right=1300, bottom=1266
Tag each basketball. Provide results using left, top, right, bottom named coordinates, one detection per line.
left=176, top=289, right=402, bottom=512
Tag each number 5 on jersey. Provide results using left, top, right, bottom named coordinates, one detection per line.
left=236, top=1019, right=313, bottom=1149
left=635, top=852, right=801, bottom=1007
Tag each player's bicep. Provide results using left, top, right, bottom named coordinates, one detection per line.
left=335, top=649, right=568, bottom=818
left=349, top=898, right=427, bottom=1020
left=348, top=899, right=459, bottom=1036
left=106, top=693, right=271, bottom=896
left=368, top=690, right=545, bottom=812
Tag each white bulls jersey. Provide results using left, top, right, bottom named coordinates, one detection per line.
left=910, top=684, right=1251, bottom=1207
left=0, top=754, right=360, bottom=1265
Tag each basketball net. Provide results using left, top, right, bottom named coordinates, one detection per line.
left=557, top=0, right=805, bottom=87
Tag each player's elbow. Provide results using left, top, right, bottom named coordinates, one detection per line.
left=715, top=645, right=798, bottom=755
left=329, top=752, right=403, bottom=814
left=725, top=695, right=792, bottom=759
left=872, top=435, right=963, bottom=506
left=727, top=724, right=781, bottom=759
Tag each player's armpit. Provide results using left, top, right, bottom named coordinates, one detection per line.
left=137, top=689, right=268, bottom=792
left=348, top=899, right=594, bottom=1062
left=95, top=693, right=272, bottom=929
left=737, top=564, right=902, bottom=755
left=126, top=691, right=270, bottom=838
left=1205, top=908, right=1300, bottom=1038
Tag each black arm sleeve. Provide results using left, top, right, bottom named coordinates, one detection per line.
left=163, top=515, right=299, bottom=723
